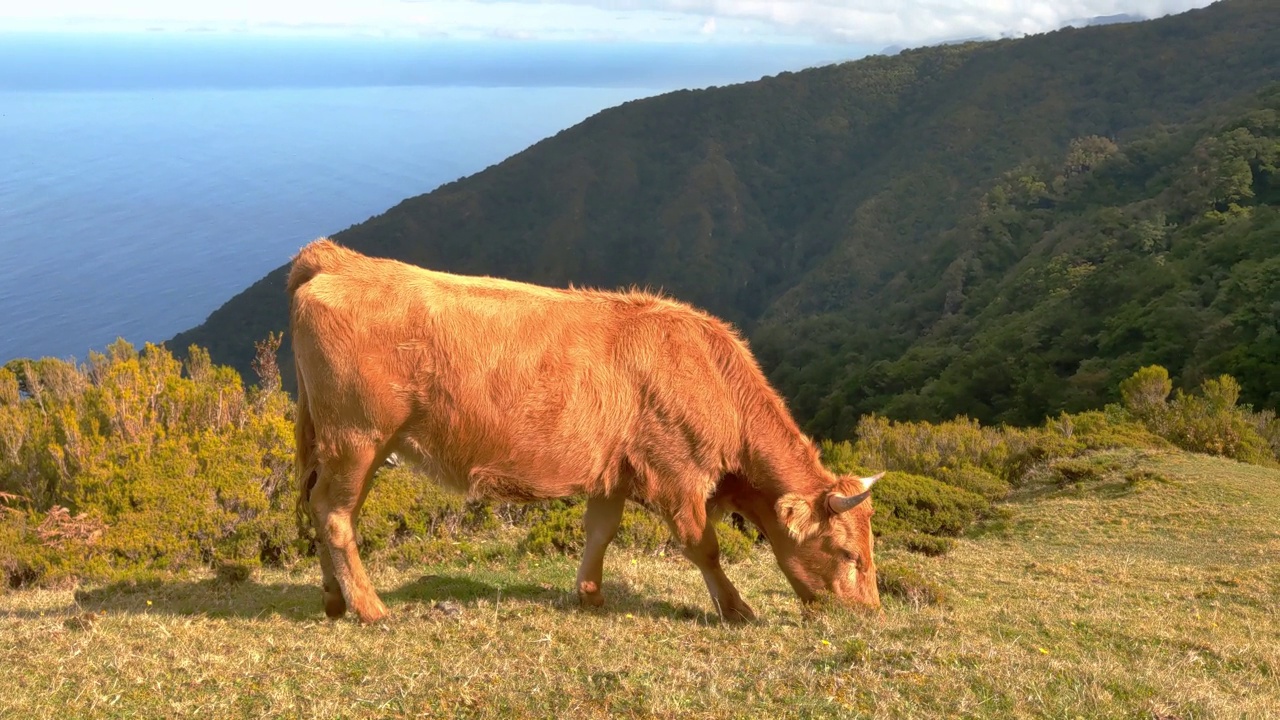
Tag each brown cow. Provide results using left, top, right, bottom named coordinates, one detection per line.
left=289, top=238, right=881, bottom=624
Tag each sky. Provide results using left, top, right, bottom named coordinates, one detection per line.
left=0, top=0, right=1219, bottom=47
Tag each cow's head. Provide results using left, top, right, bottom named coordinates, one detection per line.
left=772, top=472, right=883, bottom=612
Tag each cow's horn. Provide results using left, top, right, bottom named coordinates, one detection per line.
left=860, top=471, right=885, bottom=491
left=827, top=489, right=871, bottom=514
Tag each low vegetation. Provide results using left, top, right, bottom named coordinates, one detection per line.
left=0, top=333, right=1269, bottom=599
left=2, top=451, right=1277, bottom=718
left=2, top=338, right=1275, bottom=589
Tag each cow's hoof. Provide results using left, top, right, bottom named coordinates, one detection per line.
left=324, top=590, right=347, bottom=619
left=720, top=603, right=758, bottom=624
left=352, top=597, right=390, bottom=625
left=577, top=581, right=606, bottom=608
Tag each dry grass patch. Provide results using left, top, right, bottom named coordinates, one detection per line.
left=2, top=450, right=1278, bottom=719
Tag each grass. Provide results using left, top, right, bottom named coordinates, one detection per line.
left=2, top=450, right=1278, bottom=718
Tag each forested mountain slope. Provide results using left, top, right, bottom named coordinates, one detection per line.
left=169, top=0, right=1280, bottom=437
left=770, top=90, right=1280, bottom=434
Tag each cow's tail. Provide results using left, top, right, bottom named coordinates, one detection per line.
left=288, top=239, right=335, bottom=543
left=294, top=360, right=320, bottom=544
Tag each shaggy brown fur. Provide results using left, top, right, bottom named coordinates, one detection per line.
left=289, top=238, right=880, bottom=623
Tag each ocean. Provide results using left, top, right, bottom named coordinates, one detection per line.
left=0, top=32, right=860, bottom=364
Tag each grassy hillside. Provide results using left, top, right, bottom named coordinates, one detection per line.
left=166, top=0, right=1280, bottom=434
left=3, top=449, right=1277, bottom=718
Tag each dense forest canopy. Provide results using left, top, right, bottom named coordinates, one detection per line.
left=166, top=0, right=1279, bottom=439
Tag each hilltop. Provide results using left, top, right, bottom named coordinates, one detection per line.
left=168, top=0, right=1280, bottom=437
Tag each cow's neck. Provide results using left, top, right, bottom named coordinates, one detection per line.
left=739, top=417, right=831, bottom=499
left=717, top=464, right=819, bottom=534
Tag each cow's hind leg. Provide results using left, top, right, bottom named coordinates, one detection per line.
left=576, top=493, right=627, bottom=607
left=311, top=445, right=388, bottom=624
left=665, top=500, right=757, bottom=624
left=303, top=467, right=347, bottom=618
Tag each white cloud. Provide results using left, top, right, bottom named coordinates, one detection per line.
left=0, top=0, right=1220, bottom=45
left=509, top=0, right=1220, bottom=45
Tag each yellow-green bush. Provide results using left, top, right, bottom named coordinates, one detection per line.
left=846, top=404, right=1172, bottom=493
left=933, top=465, right=1010, bottom=502
left=1116, top=367, right=1276, bottom=465
left=817, top=438, right=871, bottom=476
left=0, top=504, right=110, bottom=589
left=1046, top=456, right=1112, bottom=485
left=381, top=536, right=488, bottom=568
left=1246, top=409, right=1280, bottom=458
left=520, top=502, right=672, bottom=556
left=885, top=531, right=955, bottom=557
left=351, top=466, right=473, bottom=553
left=714, top=518, right=761, bottom=564
left=1119, top=364, right=1172, bottom=421
left=876, top=560, right=949, bottom=607
left=853, top=415, right=1013, bottom=480
left=518, top=501, right=758, bottom=563
left=0, top=367, right=19, bottom=406
left=0, top=340, right=299, bottom=587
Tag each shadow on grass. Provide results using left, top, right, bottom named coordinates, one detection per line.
left=965, top=477, right=1141, bottom=541
left=55, top=570, right=717, bottom=625
left=1000, top=451, right=1176, bottom=507
left=1008, top=477, right=1148, bottom=505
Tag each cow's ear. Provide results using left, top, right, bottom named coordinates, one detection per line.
left=776, top=493, right=820, bottom=541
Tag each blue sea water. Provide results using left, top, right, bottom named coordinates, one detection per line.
left=0, top=33, right=862, bottom=364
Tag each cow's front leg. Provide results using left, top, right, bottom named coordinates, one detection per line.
left=311, top=446, right=388, bottom=624
left=667, top=501, right=757, bottom=623
left=576, top=493, right=627, bottom=607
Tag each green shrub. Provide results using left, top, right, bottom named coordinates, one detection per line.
left=0, top=340, right=301, bottom=584
left=520, top=503, right=588, bottom=555
left=870, top=472, right=990, bottom=537
left=0, top=512, right=50, bottom=589
left=215, top=558, right=258, bottom=584
left=0, top=505, right=107, bottom=589
left=382, top=536, right=487, bottom=567
left=617, top=507, right=673, bottom=555
left=1113, top=366, right=1277, bottom=465
left=0, top=367, right=18, bottom=406
left=715, top=517, right=761, bottom=564
left=876, top=561, right=949, bottom=607
left=854, top=415, right=1013, bottom=480
left=1124, top=468, right=1170, bottom=490
left=884, top=531, right=955, bottom=557
left=998, top=426, right=1083, bottom=485
left=1058, top=410, right=1168, bottom=451
left=848, top=413, right=1120, bottom=487
left=518, top=502, right=756, bottom=563
left=355, top=467, right=461, bottom=553
left=934, top=465, right=1011, bottom=501
left=1245, top=409, right=1280, bottom=458
left=521, top=502, right=676, bottom=556
left=1164, top=381, right=1273, bottom=464
left=818, top=439, right=870, bottom=476
left=1119, top=364, right=1172, bottom=420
